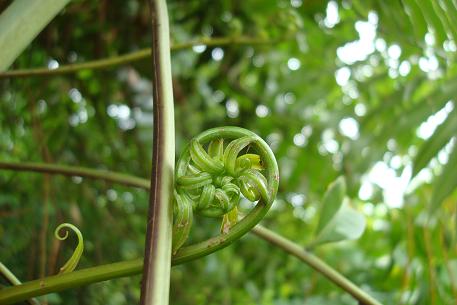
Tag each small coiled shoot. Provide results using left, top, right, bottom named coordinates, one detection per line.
left=54, top=223, right=84, bottom=274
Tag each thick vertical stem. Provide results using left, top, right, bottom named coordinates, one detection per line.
left=139, top=0, right=175, bottom=305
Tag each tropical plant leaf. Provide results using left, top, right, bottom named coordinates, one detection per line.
left=414, top=0, right=448, bottom=47
left=402, top=0, right=428, bottom=42
left=316, top=176, right=346, bottom=235
left=311, top=202, right=366, bottom=247
left=413, top=108, right=457, bottom=177
left=0, top=0, right=70, bottom=71
left=432, top=0, right=457, bottom=43
left=310, top=176, right=366, bottom=247
left=429, top=139, right=457, bottom=214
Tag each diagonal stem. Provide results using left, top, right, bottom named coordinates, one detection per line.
left=0, top=262, right=41, bottom=305
left=251, top=226, right=383, bottom=305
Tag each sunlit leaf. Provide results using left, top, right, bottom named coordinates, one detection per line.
left=311, top=202, right=366, bottom=247
left=429, top=140, right=457, bottom=214
left=316, top=176, right=346, bottom=235
left=413, top=109, right=457, bottom=177
left=414, top=0, right=447, bottom=47
left=402, top=0, right=428, bottom=42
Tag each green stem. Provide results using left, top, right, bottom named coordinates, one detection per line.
left=0, top=262, right=41, bottom=305
left=0, top=161, right=383, bottom=305
left=0, top=227, right=383, bottom=305
left=0, top=262, right=22, bottom=286
left=140, top=0, right=174, bottom=305
left=0, top=259, right=143, bottom=305
left=0, top=161, right=149, bottom=189
left=0, top=36, right=272, bottom=78
left=251, top=226, right=383, bottom=305
left=0, top=0, right=70, bottom=71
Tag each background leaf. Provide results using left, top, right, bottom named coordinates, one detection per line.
left=413, top=108, right=457, bottom=177
left=311, top=203, right=366, bottom=247
left=316, top=176, right=346, bottom=235
left=430, top=139, right=457, bottom=214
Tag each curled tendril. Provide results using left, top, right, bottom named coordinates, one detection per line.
left=172, top=127, right=279, bottom=254
left=54, top=223, right=84, bottom=274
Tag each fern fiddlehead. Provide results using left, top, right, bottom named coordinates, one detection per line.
left=54, top=223, right=84, bottom=274
left=171, top=126, right=279, bottom=254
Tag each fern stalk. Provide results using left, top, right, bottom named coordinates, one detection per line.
left=140, top=0, right=175, bottom=305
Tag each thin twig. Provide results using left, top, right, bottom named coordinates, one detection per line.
left=439, top=222, right=457, bottom=303
left=0, top=36, right=272, bottom=78
left=251, top=226, right=383, bottom=305
left=29, top=98, right=53, bottom=305
left=0, top=161, right=149, bottom=189
left=423, top=225, right=437, bottom=305
left=399, top=207, right=415, bottom=305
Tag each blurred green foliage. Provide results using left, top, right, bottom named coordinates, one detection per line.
left=1, top=0, right=457, bottom=304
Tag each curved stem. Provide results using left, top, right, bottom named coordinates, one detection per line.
left=251, top=226, right=383, bottom=305
left=0, top=36, right=272, bottom=78
left=140, top=1, right=175, bottom=305
left=0, top=161, right=383, bottom=305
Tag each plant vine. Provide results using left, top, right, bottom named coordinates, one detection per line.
left=0, top=151, right=382, bottom=305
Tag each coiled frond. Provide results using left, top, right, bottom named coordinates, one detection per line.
left=172, top=126, right=279, bottom=253
left=54, top=223, right=84, bottom=274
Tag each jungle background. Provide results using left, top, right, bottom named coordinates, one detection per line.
left=1, top=0, right=457, bottom=304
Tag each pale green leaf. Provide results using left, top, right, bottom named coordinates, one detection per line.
left=0, top=0, right=71, bottom=71
left=316, top=176, right=346, bottom=235
left=311, top=203, right=366, bottom=247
